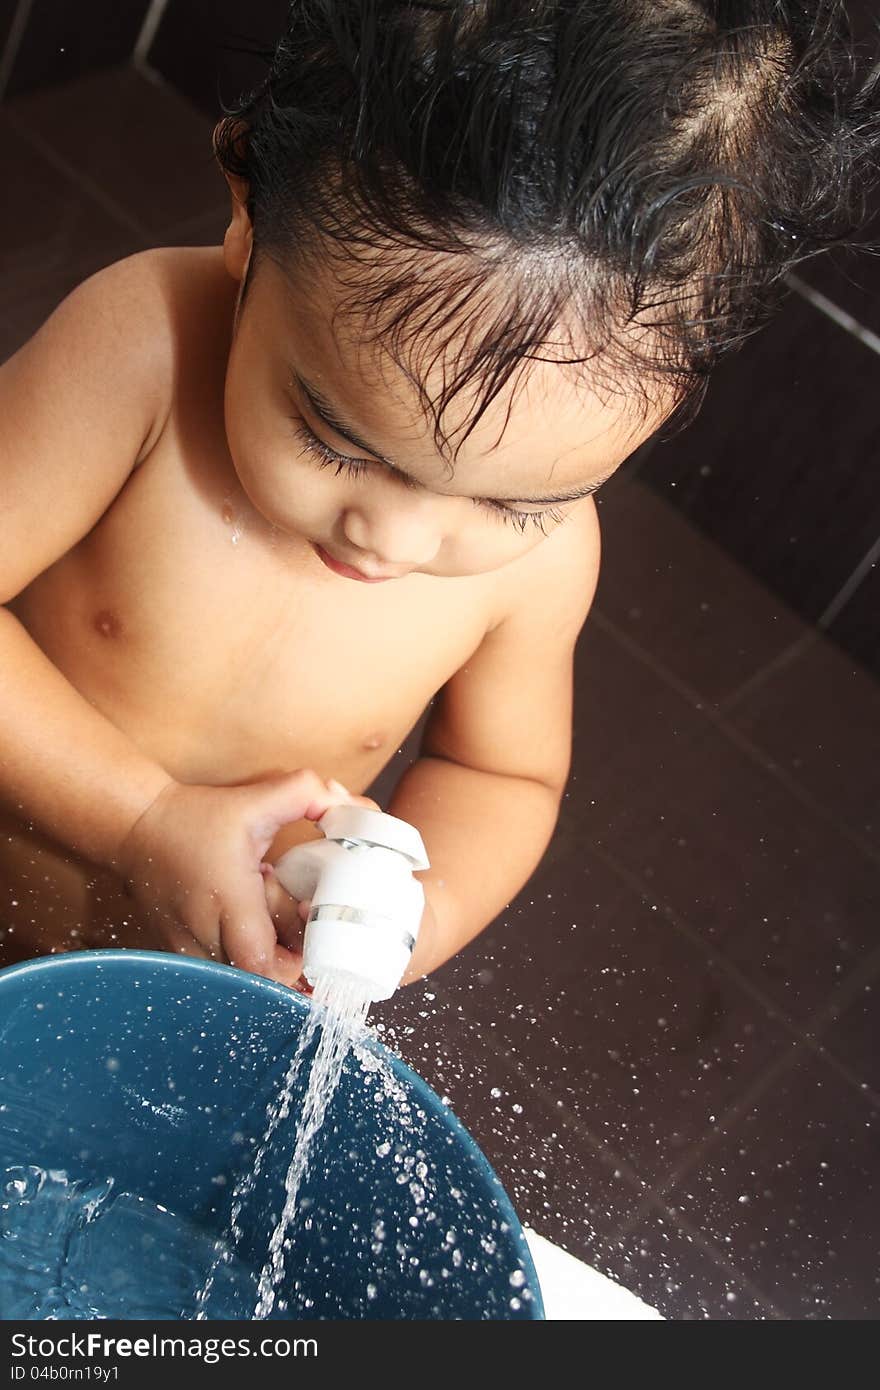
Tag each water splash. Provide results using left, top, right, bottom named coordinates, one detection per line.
left=0, top=1166, right=254, bottom=1319
left=253, top=972, right=372, bottom=1318
left=196, top=970, right=372, bottom=1320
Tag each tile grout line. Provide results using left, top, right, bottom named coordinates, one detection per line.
left=425, top=844, right=880, bottom=1237
left=423, top=981, right=651, bottom=1196
left=425, top=889, right=877, bottom=1316
left=787, top=272, right=880, bottom=357
left=3, top=109, right=152, bottom=242
left=578, top=856, right=880, bottom=1242
left=0, top=0, right=35, bottom=104
left=717, top=629, right=819, bottom=714
left=133, top=0, right=172, bottom=66
left=590, top=837, right=880, bottom=1108
left=459, top=970, right=804, bottom=1319
left=429, top=965, right=807, bottom=1321
left=816, top=531, right=880, bottom=631
left=795, top=942, right=880, bottom=1110
left=589, top=840, right=817, bottom=1042
left=588, top=606, right=716, bottom=712
left=614, top=1035, right=804, bottom=1213
left=589, top=608, right=880, bottom=870
left=613, top=965, right=879, bottom=1320
left=610, top=1196, right=789, bottom=1319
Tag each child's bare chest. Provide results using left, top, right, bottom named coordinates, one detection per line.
left=14, top=432, right=496, bottom=792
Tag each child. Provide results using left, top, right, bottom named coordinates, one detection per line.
left=0, top=1, right=874, bottom=991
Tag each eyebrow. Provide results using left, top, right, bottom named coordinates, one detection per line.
left=290, top=370, right=609, bottom=507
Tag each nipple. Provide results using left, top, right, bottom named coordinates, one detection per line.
left=93, top=609, right=122, bottom=640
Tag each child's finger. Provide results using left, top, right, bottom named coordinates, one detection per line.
left=247, top=769, right=353, bottom=849
left=269, top=943, right=307, bottom=991
left=274, top=911, right=305, bottom=952
left=327, top=780, right=380, bottom=813
left=261, top=866, right=296, bottom=920
left=157, top=919, right=215, bottom=961
left=219, top=880, right=279, bottom=978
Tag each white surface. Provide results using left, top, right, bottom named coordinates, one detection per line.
left=524, top=1228, right=663, bottom=1320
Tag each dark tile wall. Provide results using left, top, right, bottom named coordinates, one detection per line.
left=634, top=288, right=880, bottom=676
left=0, top=0, right=150, bottom=100
left=0, top=2, right=16, bottom=57
left=827, top=560, right=880, bottom=674
left=632, top=5, right=880, bottom=677
left=148, top=0, right=288, bottom=116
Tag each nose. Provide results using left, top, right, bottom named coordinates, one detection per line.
left=341, top=494, right=445, bottom=570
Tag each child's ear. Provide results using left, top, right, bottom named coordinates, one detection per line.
left=220, top=170, right=253, bottom=284
left=213, top=119, right=253, bottom=284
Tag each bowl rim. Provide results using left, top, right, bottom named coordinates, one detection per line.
left=0, top=948, right=544, bottom=1319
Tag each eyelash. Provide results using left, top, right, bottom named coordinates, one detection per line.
left=289, top=418, right=567, bottom=535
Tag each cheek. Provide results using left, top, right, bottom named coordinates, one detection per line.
left=224, top=395, right=327, bottom=531
left=236, top=458, right=329, bottom=536
left=450, top=514, right=547, bottom=574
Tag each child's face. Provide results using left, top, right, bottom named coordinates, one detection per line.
left=221, top=198, right=668, bottom=583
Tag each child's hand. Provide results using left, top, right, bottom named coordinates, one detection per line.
left=112, top=770, right=364, bottom=988
left=258, top=790, right=381, bottom=991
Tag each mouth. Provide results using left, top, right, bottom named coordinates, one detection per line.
left=313, top=544, right=405, bottom=583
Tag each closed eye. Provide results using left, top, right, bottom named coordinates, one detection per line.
left=290, top=416, right=570, bottom=534
left=290, top=418, right=372, bottom=478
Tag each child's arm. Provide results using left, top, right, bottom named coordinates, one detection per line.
left=389, top=502, right=601, bottom=982
left=0, top=256, right=175, bottom=862
left=0, top=256, right=346, bottom=983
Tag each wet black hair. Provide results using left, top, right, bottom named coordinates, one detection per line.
left=214, top=1, right=879, bottom=453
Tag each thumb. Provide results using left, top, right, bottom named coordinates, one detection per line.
left=262, top=864, right=303, bottom=935
left=244, top=769, right=350, bottom=856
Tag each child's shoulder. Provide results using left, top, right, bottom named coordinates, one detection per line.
left=490, top=495, right=601, bottom=640
left=91, top=242, right=226, bottom=304
left=126, top=243, right=230, bottom=320
left=63, top=245, right=230, bottom=457
left=104, top=242, right=230, bottom=333
left=59, top=243, right=223, bottom=333
left=73, top=244, right=229, bottom=364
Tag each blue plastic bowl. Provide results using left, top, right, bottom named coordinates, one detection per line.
left=0, top=951, right=543, bottom=1320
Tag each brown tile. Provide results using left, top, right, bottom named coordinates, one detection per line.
left=8, top=66, right=222, bottom=238
left=816, top=972, right=880, bottom=1101
left=419, top=848, right=794, bottom=1190
left=0, top=110, right=142, bottom=362
left=0, top=4, right=16, bottom=55
left=570, top=622, right=880, bottom=1020
left=595, top=475, right=808, bottom=704
left=373, top=979, right=645, bottom=1253
left=827, top=561, right=880, bottom=680
left=793, top=140, right=880, bottom=338
left=728, top=633, right=880, bottom=853
left=170, top=205, right=230, bottom=249
left=148, top=0, right=290, bottom=120
left=795, top=242, right=880, bottom=339
left=601, top=1210, right=780, bottom=1319
left=638, top=293, right=880, bottom=630
left=662, top=1055, right=880, bottom=1318
left=3, top=0, right=150, bottom=101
